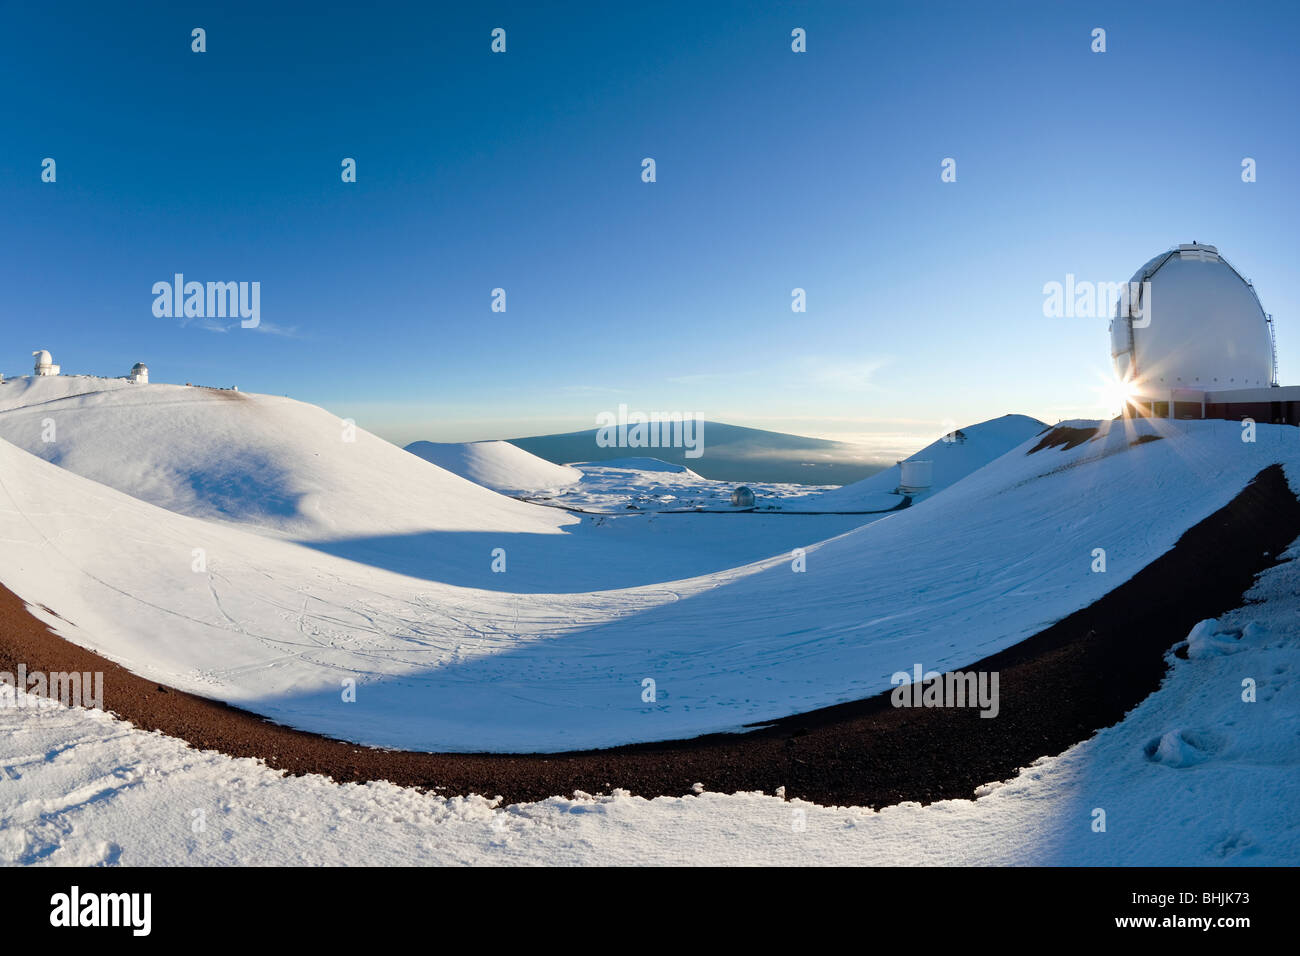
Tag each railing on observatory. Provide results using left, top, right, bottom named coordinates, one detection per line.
left=1267, top=313, right=1279, bottom=387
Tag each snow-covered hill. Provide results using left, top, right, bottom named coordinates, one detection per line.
left=405, top=439, right=582, bottom=494
left=2, top=379, right=1295, bottom=751
left=812, top=413, right=1046, bottom=508
left=0, top=375, right=570, bottom=541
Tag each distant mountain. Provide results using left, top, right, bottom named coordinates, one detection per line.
left=508, top=421, right=886, bottom=484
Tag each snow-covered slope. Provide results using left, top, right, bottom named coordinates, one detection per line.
left=8, top=539, right=1297, bottom=865
left=0, top=376, right=572, bottom=541
left=2, top=409, right=1295, bottom=752
left=813, top=413, right=1046, bottom=508
left=405, top=439, right=582, bottom=494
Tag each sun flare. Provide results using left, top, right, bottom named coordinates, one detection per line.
left=1094, top=372, right=1138, bottom=414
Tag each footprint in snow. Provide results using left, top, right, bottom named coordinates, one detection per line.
left=1143, top=729, right=1227, bottom=768
left=1211, top=831, right=1257, bottom=859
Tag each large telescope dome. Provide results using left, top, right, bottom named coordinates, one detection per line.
left=1109, top=243, right=1275, bottom=395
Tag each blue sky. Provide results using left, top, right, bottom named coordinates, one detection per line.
left=3, top=1, right=1298, bottom=451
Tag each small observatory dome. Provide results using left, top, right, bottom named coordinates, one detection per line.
left=1109, top=243, right=1275, bottom=395
left=129, top=362, right=148, bottom=384
left=32, top=350, right=60, bottom=376
left=731, top=486, right=756, bottom=508
left=898, top=459, right=933, bottom=495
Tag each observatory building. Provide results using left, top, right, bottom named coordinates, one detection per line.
left=897, top=459, right=933, bottom=495
left=1110, top=243, right=1299, bottom=425
left=129, top=362, right=148, bottom=384
left=33, top=350, right=60, bottom=376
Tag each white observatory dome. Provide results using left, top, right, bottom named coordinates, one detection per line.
left=32, top=350, right=60, bottom=376
left=731, top=486, right=756, bottom=508
left=1109, top=243, right=1275, bottom=395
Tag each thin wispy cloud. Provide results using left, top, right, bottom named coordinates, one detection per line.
left=665, top=370, right=762, bottom=386
left=176, top=316, right=229, bottom=333
left=797, top=355, right=893, bottom=392
left=558, top=384, right=623, bottom=395
left=177, top=318, right=302, bottom=339
left=250, top=322, right=302, bottom=339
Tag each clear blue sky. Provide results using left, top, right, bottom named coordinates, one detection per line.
left=3, top=1, right=1298, bottom=451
